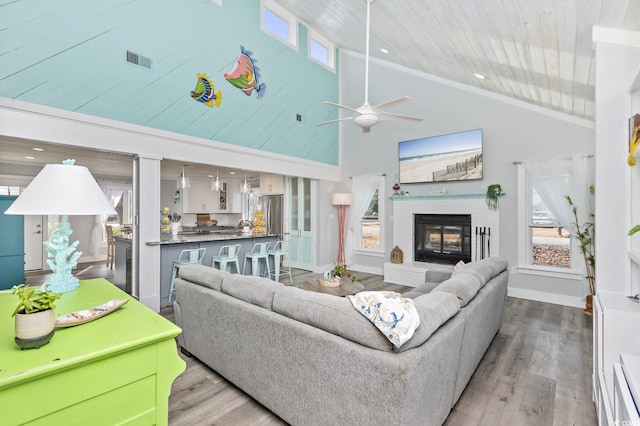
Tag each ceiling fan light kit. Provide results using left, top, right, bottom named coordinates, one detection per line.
left=315, top=0, right=422, bottom=133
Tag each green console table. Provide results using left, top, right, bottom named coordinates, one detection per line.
left=0, top=279, right=185, bottom=425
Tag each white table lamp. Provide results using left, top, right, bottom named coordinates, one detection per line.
left=4, top=159, right=116, bottom=293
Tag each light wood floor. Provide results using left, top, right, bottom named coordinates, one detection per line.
left=27, top=263, right=597, bottom=425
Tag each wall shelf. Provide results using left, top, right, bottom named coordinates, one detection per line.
left=389, top=192, right=505, bottom=201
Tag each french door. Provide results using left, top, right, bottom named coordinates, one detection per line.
left=287, top=177, right=314, bottom=270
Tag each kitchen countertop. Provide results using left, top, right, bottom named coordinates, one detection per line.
left=146, top=231, right=276, bottom=245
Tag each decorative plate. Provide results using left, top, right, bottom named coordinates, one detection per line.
left=55, top=299, right=129, bottom=328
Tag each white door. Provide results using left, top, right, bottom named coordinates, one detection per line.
left=288, top=177, right=314, bottom=270
left=24, top=215, right=43, bottom=271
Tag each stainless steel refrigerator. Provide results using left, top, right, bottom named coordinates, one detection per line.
left=260, top=194, right=284, bottom=236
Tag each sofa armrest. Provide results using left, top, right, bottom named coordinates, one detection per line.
left=173, top=300, right=186, bottom=350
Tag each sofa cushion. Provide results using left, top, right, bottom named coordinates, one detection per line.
left=477, top=257, right=508, bottom=276
left=221, top=274, right=284, bottom=310
left=432, top=272, right=482, bottom=307
left=394, top=291, right=460, bottom=352
left=452, top=262, right=494, bottom=286
left=272, top=286, right=393, bottom=351
left=403, top=281, right=440, bottom=299
left=425, top=264, right=454, bottom=283
left=179, top=264, right=229, bottom=291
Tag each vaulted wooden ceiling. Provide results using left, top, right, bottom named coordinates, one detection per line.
left=276, top=0, right=640, bottom=121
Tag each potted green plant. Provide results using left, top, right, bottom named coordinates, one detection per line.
left=12, top=284, right=61, bottom=349
left=486, top=184, right=502, bottom=211
left=332, top=263, right=362, bottom=283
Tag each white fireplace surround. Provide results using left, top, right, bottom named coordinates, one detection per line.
left=386, top=194, right=500, bottom=286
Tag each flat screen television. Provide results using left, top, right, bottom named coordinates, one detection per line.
left=398, top=128, right=483, bottom=184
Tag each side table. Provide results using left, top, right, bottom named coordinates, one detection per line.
left=0, top=278, right=185, bottom=425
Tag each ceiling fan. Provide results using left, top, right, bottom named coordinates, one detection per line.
left=315, top=0, right=423, bottom=134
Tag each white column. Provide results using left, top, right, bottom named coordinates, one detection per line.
left=133, top=155, right=161, bottom=312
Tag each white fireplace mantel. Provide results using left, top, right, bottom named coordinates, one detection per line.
left=391, top=193, right=500, bottom=265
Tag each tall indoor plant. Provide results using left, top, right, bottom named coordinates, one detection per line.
left=566, top=190, right=595, bottom=314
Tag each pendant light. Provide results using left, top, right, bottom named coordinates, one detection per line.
left=241, top=175, right=251, bottom=194
left=212, top=168, right=220, bottom=191
left=177, top=166, right=190, bottom=189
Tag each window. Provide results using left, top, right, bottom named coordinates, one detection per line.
left=308, top=30, right=335, bottom=71
left=355, top=176, right=384, bottom=252
left=361, top=190, right=380, bottom=250
left=517, top=166, right=581, bottom=277
left=0, top=186, right=23, bottom=195
left=530, top=188, right=571, bottom=268
left=261, top=0, right=298, bottom=49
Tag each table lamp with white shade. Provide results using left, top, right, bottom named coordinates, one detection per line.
left=4, top=159, right=116, bottom=293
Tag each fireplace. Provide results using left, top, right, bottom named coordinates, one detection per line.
left=414, top=214, right=471, bottom=265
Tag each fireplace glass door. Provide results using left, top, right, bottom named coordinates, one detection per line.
left=415, top=214, right=471, bottom=264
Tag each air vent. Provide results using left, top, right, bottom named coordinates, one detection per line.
left=126, top=50, right=152, bottom=70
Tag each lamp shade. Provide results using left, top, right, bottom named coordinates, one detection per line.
left=332, top=193, right=352, bottom=206
left=4, top=162, right=116, bottom=215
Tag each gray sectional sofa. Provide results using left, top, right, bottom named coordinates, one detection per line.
left=173, top=257, right=509, bottom=426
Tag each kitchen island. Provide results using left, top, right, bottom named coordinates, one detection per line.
left=147, top=232, right=279, bottom=306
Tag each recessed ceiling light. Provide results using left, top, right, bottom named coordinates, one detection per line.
left=473, top=73, right=486, bottom=80
left=380, top=48, right=389, bottom=54
left=229, top=171, right=236, bottom=175
left=32, top=147, right=44, bottom=151
left=207, top=174, right=214, bottom=178
left=25, top=156, right=35, bottom=160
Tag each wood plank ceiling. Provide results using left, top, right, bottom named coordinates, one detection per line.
left=276, top=0, right=640, bottom=121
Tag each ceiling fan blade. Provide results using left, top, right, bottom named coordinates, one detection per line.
left=314, top=117, right=354, bottom=127
left=371, top=96, right=412, bottom=112
left=322, top=101, right=359, bottom=113
left=379, top=111, right=424, bottom=122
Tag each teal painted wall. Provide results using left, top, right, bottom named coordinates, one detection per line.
left=0, top=0, right=340, bottom=164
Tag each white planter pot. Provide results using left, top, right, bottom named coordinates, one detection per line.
left=15, top=309, right=55, bottom=340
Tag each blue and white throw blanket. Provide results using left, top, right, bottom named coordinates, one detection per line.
left=347, top=291, right=420, bottom=348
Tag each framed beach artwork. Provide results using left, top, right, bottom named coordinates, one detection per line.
left=398, top=129, right=483, bottom=184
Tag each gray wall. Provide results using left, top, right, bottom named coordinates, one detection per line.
left=336, top=52, right=595, bottom=301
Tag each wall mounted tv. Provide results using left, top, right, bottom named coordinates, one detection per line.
left=398, top=128, right=483, bottom=184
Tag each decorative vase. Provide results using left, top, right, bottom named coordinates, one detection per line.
left=15, top=309, right=56, bottom=349
left=170, top=222, right=181, bottom=235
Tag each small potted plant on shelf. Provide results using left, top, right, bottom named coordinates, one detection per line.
left=12, top=284, right=61, bottom=350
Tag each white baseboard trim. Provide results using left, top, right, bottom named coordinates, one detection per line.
left=507, top=287, right=584, bottom=309
left=350, top=264, right=383, bottom=276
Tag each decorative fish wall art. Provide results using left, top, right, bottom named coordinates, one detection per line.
left=191, top=73, right=222, bottom=107
left=224, top=45, right=266, bottom=99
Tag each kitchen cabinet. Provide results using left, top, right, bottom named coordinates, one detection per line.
left=183, top=178, right=217, bottom=213
left=183, top=178, right=241, bottom=214
left=214, top=179, right=241, bottom=213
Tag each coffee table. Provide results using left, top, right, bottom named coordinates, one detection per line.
left=299, top=279, right=364, bottom=297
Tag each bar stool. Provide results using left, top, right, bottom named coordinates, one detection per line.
left=212, top=243, right=241, bottom=273
left=243, top=242, right=271, bottom=277
left=268, top=240, right=293, bottom=285
left=169, top=247, right=206, bottom=304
